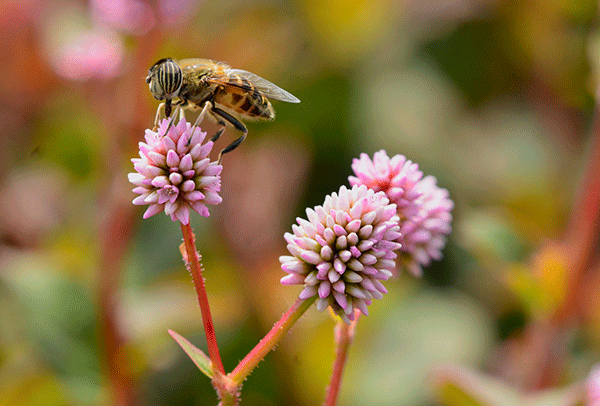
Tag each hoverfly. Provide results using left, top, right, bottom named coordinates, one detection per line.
left=146, top=58, right=300, bottom=161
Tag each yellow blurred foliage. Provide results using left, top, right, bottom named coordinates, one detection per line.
left=505, top=243, right=568, bottom=318
left=301, top=0, right=403, bottom=63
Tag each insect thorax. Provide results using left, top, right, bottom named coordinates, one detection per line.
left=177, top=78, right=216, bottom=109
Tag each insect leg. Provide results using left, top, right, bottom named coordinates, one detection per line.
left=192, top=101, right=213, bottom=128
left=210, top=120, right=226, bottom=143
left=208, top=106, right=227, bottom=143
left=177, top=105, right=185, bottom=122
left=153, top=102, right=166, bottom=130
left=163, top=105, right=182, bottom=134
left=205, top=108, right=227, bottom=144
left=211, top=106, right=248, bottom=163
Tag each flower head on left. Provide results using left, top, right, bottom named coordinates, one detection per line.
left=128, top=118, right=223, bottom=225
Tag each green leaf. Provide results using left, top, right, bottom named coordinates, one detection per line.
left=168, top=330, right=213, bottom=379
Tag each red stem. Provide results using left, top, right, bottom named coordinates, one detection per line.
left=180, top=222, right=225, bottom=375
left=229, top=296, right=316, bottom=384
left=323, top=312, right=359, bottom=406
left=553, top=108, right=600, bottom=325
left=98, top=200, right=136, bottom=406
left=523, top=104, right=600, bottom=389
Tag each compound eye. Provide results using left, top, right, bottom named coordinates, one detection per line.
left=158, top=59, right=183, bottom=97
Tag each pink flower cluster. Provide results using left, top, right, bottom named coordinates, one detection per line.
left=280, top=185, right=402, bottom=323
left=128, top=119, right=222, bottom=225
left=349, top=150, right=453, bottom=277
left=280, top=150, right=453, bottom=320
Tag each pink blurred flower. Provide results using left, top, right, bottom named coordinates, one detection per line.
left=349, top=150, right=453, bottom=277
left=91, top=0, right=155, bottom=36
left=51, top=29, right=124, bottom=81
left=280, top=185, right=402, bottom=323
left=587, top=365, right=600, bottom=406
left=128, top=119, right=222, bottom=225
left=158, top=0, right=197, bottom=28
left=399, top=175, right=453, bottom=276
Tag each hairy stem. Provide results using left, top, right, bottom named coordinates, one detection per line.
left=180, top=222, right=225, bottom=375
left=323, top=312, right=359, bottom=406
left=229, top=296, right=316, bottom=385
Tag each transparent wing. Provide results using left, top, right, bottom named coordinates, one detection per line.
left=207, top=69, right=301, bottom=103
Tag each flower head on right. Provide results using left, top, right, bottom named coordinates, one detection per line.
left=349, top=150, right=453, bottom=277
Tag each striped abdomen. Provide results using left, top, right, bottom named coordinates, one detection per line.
left=215, top=75, right=275, bottom=120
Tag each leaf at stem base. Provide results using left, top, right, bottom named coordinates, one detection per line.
left=168, top=329, right=213, bottom=379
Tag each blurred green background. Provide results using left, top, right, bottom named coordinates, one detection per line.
left=1, top=0, right=600, bottom=405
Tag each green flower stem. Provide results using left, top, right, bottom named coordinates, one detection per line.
left=180, top=222, right=225, bottom=376
left=323, top=312, right=360, bottom=406
left=228, top=296, right=317, bottom=385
